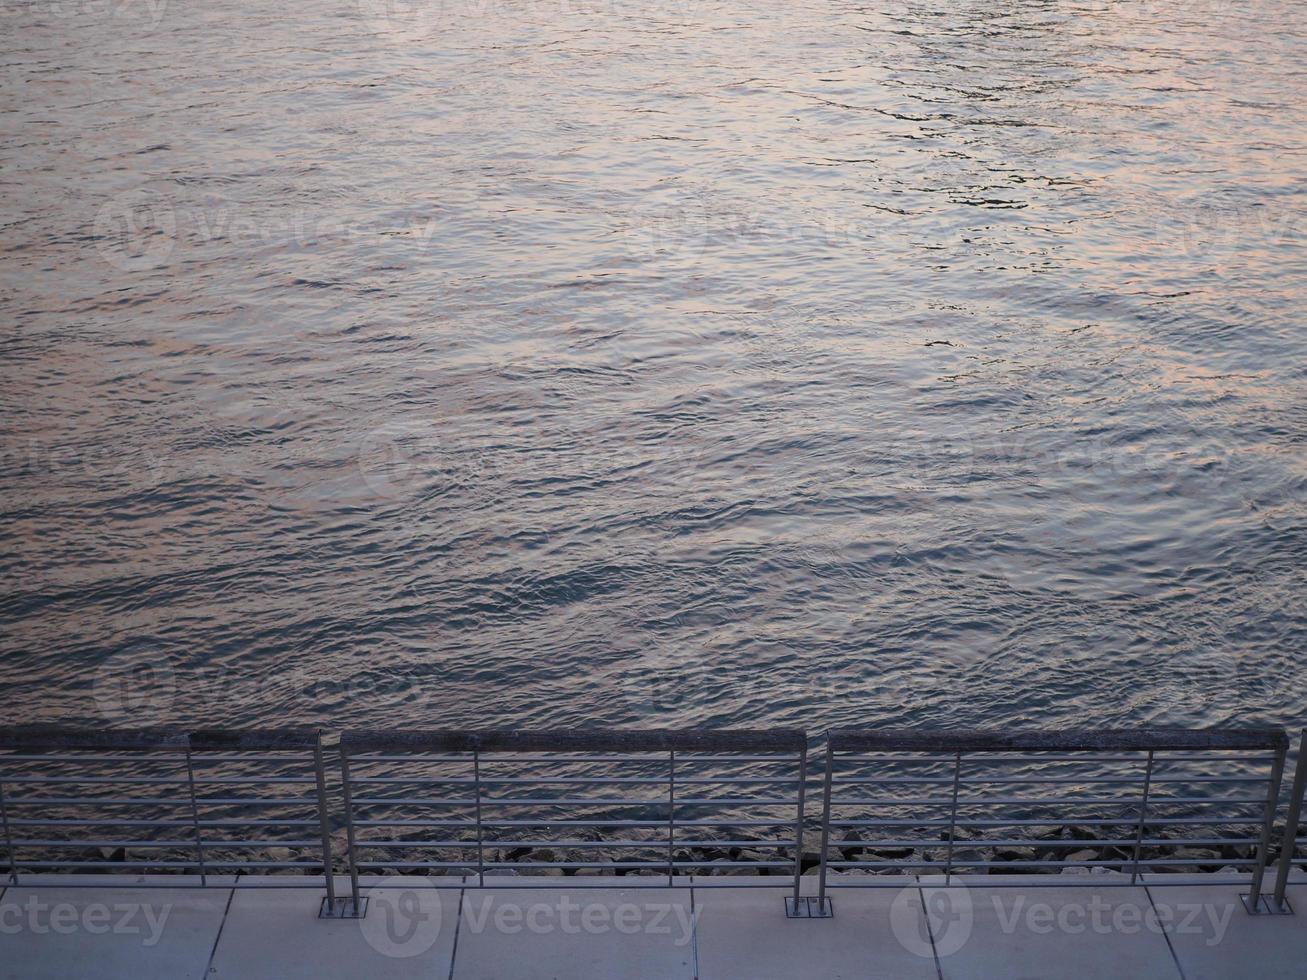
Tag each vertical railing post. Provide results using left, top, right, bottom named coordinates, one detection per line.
left=1246, top=739, right=1287, bottom=913
left=473, top=749, right=485, bottom=887
left=1128, top=750, right=1155, bottom=885
left=337, top=744, right=363, bottom=915
left=183, top=743, right=207, bottom=886
left=942, top=751, right=962, bottom=885
left=789, top=742, right=807, bottom=914
left=311, top=733, right=337, bottom=912
left=1272, top=730, right=1307, bottom=913
left=666, top=750, right=676, bottom=885
left=0, top=774, right=16, bottom=885
left=814, top=740, right=834, bottom=914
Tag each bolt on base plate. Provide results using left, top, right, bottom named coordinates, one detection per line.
left=785, top=896, right=834, bottom=918
left=1240, top=894, right=1293, bottom=915
left=319, top=896, right=368, bottom=919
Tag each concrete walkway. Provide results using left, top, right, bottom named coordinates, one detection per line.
left=2, top=872, right=1306, bottom=979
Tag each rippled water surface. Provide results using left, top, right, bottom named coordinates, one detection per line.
left=2, top=0, right=1305, bottom=732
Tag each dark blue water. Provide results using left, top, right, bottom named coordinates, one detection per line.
left=1, top=0, right=1304, bottom=732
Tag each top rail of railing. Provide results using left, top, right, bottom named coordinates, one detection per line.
left=339, top=728, right=806, bottom=754
left=827, top=728, right=1289, bottom=753
left=0, top=727, right=322, bottom=752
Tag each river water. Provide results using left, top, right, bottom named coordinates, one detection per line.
left=1, top=0, right=1304, bottom=733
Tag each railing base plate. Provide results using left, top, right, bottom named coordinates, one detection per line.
left=1240, top=894, right=1293, bottom=915
left=785, top=896, right=834, bottom=919
left=320, top=896, right=368, bottom=919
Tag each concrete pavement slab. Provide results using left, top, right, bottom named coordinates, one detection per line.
left=1146, top=879, right=1307, bottom=980
left=920, top=876, right=1183, bottom=980
left=695, top=879, right=938, bottom=980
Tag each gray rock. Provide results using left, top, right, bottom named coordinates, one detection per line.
left=989, top=847, right=1035, bottom=874
left=940, top=827, right=981, bottom=843
left=925, top=847, right=990, bottom=872
left=1167, top=847, right=1221, bottom=873
left=993, top=846, right=1036, bottom=863
left=701, top=860, right=749, bottom=877
left=838, top=832, right=864, bottom=861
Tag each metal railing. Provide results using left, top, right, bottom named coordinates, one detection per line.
left=6, top=724, right=1307, bottom=922
left=0, top=727, right=341, bottom=910
left=336, top=729, right=810, bottom=915
left=813, top=728, right=1289, bottom=915
left=1272, top=729, right=1307, bottom=914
